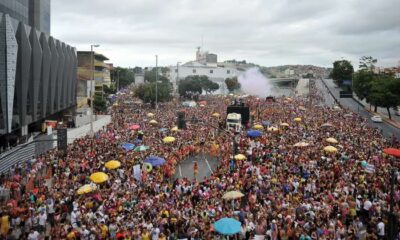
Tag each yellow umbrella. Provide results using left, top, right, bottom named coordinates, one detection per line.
left=293, top=142, right=310, bottom=147
left=77, top=184, right=97, bottom=195
left=326, top=137, right=338, bottom=144
left=280, top=123, right=289, bottom=127
left=212, top=113, right=220, bottom=117
left=324, top=146, right=338, bottom=153
left=222, top=190, right=245, bottom=200
left=147, top=113, right=155, bottom=117
left=149, top=119, right=158, bottom=124
left=267, top=126, right=279, bottom=132
left=105, top=160, right=121, bottom=170
left=253, top=124, right=264, bottom=130
left=234, top=154, right=247, bottom=160
left=171, top=126, right=179, bottom=132
left=294, top=117, right=302, bottom=122
left=89, top=172, right=109, bottom=184
left=163, top=136, right=176, bottom=143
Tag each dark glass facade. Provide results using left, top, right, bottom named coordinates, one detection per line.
left=0, top=0, right=29, bottom=25
left=0, top=0, right=50, bottom=35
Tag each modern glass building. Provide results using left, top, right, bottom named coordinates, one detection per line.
left=0, top=0, right=76, bottom=138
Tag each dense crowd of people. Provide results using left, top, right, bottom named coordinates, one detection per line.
left=0, top=83, right=399, bottom=240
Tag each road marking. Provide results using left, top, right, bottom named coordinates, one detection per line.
left=205, top=158, right=213, bottom=174
left=179, top=164, right=182, bottom=177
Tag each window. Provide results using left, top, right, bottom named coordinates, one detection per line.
left=227, top=70, right=231, bottom=74
left=210, top=70, right=213, bottom=74
left=193, top=69, right=196, bottom=74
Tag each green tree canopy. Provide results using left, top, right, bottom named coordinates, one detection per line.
left=178, top=76, right=203, bottom=96
left=144, top=68, right=169, bottom=83
left=134, top=82, right=172, bottom=105
left=111, top=67, right=136, bottom=89
left=225, top=77, right=241, bottom=92
left=331, top=60, right=354, bottom=86
left=359, top=56, right=377, bottom=71
left=367, top=76, right=400, bottom=119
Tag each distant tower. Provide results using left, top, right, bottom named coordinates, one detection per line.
left=196, top=46, right=201, bottom=61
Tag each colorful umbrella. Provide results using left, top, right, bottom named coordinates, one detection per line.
left=149, top=120, right=158, bottom=124
left=298, top=106, right=306, bottom=111
left=253, top=124, right=264, bottom=130
left=163, top=136, right=176, bottom=143
left=280, top=123, right=289, bottom=127
left=383, top=148, right=400, bottom=158
left=134, top=145, right=149, bottom=152
left=77, top=184, right=97, bottom=195
left=293, top=142, right=310, bottom=147
left=144, top=156, right=166, bottom=167
left=247, top=130, right=262, bottom=138
left=326, top=137, right=338, bottom=144
left=105, top=160, right=121, bottom=170
left=321, top=123, right=334, bottom=128
left=121, top=143, right=135, bottom=151
left=222, top=190, right=245, bottom=200
left=324, top=146, right=338, bottom=153
left=129, top=124, right=140, bottom=130
left=89, top=172, right=109, bottom=184
left=171, top=126, right=179, bottom=132
left=294, top=117, right=302, bottom=122
left=234, top=154, right=247, bottom=160
left=212, top=113, right=220, bottom=117
left=213, top=218, right=241, bottom=235
left=267, top=126, right=279, bottom=132
left=159, top=128, right=168, bottom=132
left=147, top=113, right=155, bottom=117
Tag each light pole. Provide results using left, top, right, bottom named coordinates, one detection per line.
left=155, top=55, right=158, bottom=110
left=176, top=61, right=181, bottom=94
left=89, top=44, right=100, bottom=136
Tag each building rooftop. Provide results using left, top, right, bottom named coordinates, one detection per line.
left=77, top=51, right=109, bottom=61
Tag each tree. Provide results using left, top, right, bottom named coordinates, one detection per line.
left=359, top=56, right=377, bottom=71
left=225, top=77, right=241, bottom=92
left=368, top=76, right=400, bottom=119
left=112, top=67, right=135, bottom=89
left=178, top=77, right=203, bottom=97
left=134, top=82, right=172, bottom=106
left=199, top=76, right=219, bottom=94
left=353, top=70, right=375, bottom=101
left=302, top=73, right=314, bottom=78
left=144, top=68, right=169, bottom=83
left=93, top=95, right=107, bottom=113
left=103, top=84, right=116, bottom=95
left=331, top=60, right=354, bottom=86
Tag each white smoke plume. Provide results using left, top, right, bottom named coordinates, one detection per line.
left=238, top=67, right=274, bottom=97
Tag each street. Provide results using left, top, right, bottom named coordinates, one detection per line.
left=173, top=152, right=220, bottom=181
left=321, top=79, right=400, bottom=139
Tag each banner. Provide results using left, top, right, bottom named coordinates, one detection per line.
left=133, top=164, right=141, bottom=181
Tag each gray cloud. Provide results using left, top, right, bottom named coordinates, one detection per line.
left=52, top=0, right=400, bottom=68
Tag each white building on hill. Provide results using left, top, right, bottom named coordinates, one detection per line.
left=168, top=48, right=242, bottom=93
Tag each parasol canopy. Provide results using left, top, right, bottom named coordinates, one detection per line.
left=134, top=145, right=149, bottom=152
left=213, top=218, right=241, bottom=235
left=247, top=130, right=262, bottom=138
left=147, top=113, right=154, bottom=117
left=121, top=143, right=135, bottom=151
left=324, top=146, right=338, bottom=153
left=293, top=142, right=310, bottom=147
left=105, top=160, right=121, bottom=170
left=253, top=124, right=264, bottom=130
left=129, top=124, right=140, bottom=130
left=383, top=148, right=400, bottom=158
left=326, top=137, right=338, bottom=144
left=234, top=154, right=247, bottom=160
left=89, top=172, right=109, bottom=183
left=171, top=126, right=179, bottom=132
left=321, top=123, right=334, bottom=128
left=280, top=123, right=289, bottom=127
left=212, top=113, right=220, bottom=117
left=222, top=190, right=245, bottom=200
left=267, top=126, right=279, bottom=132
left=163, top=136, right=176, bottom=143
left=144, top=156, right=166, bottom=167
left=294, top=117, right=302, bottom=122
left=149, top=120, right=158, bottom=124
left=77, top=184, right=97, bottom=195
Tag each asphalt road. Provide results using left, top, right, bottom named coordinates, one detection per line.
left=321, top=79, right=400, bottom=139
left=173, top=152, right=220, bottom=181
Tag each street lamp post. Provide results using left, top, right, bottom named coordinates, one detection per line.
left=155, top=55, right=158, bottom=110
left=89, top=44, right=100, bottom=136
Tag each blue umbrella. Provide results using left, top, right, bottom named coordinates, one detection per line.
left=144, top=156, right=166, bottom=167
left=213, top=218, right=241, bottom=235
left=121, top=143, right=135, bottom=151
left=247, top=130, right=262, bottom=138
left=159, top=128, right=168, bottom=132
left=262, top=121, right=270, bottom=127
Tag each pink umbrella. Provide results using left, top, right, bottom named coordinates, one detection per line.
left=129, top=124, right=140, bottom=130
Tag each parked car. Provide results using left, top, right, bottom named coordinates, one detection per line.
left=371, top=115, right=383, bottom=123
left=395, top=107, right=400, bottom=116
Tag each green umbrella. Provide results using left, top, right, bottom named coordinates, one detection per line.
left=134, top=145, right=149, bottom=152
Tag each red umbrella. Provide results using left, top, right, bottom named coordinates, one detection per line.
left=129, top=124, right=140, bottom=130
left=383, top=148, right=400, bottom=158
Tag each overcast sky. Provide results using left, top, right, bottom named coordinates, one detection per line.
left=52, top=0, right=400, bottom=68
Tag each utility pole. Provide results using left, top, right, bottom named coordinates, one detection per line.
left=155, top=55, right=158, bottom=110
left=89, top=44, right=99, bottom=136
